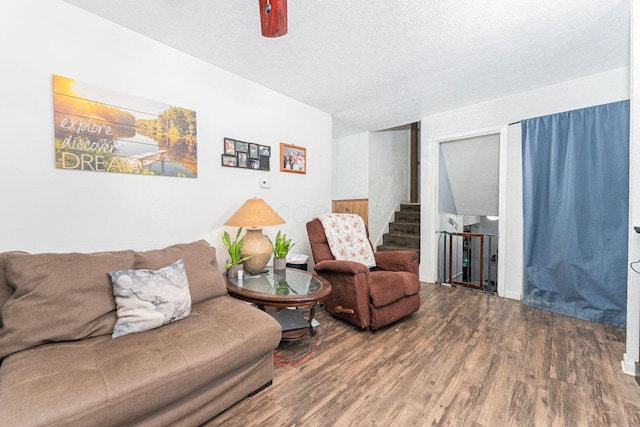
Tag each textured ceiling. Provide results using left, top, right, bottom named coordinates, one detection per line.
left=63, top=0, right=629, bottom=138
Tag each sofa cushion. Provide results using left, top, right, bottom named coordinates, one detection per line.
left=0, top=250, right=135, bottom=360
left=0, top=252, right=28, bottom=328
left=134, top=240, right=226, bottom=303
left=0, top=296, right=282, bottom=426
left=110, top=258, right=192, bottom=338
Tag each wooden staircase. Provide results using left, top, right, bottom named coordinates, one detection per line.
left=376, top=203, right=420, bottom=258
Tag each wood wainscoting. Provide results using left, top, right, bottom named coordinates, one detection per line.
left=332, top=199, right=368, bottom=227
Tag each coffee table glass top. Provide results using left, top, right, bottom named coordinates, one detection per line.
left=227, top=267, right=321, bottom=296
left=226, top=267, right=331, bottom=308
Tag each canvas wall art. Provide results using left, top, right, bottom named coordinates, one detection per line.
left=52, top=74, right=198, bottom=178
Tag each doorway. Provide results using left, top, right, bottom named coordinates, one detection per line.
left=435, top=126, right=507, bottom=296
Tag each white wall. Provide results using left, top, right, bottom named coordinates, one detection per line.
left=623, top=1, right=640, bottom=376
left=504, top=123, right=524, bottom=299
left=332, top=128, right=411, bottom=246
left=332, top=132, right=369, bottom=200
left=369, top=127, right=411, bottom=246
left=0, top=0, right=332, bottom=270
left=440, top=133, right=500, bottom=216
left=438, top=150, right=457, bottom=216
left=420, top=67, right=630, bottom=298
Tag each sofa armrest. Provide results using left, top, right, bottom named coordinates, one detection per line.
left=374, top=251, right=419, bottom=275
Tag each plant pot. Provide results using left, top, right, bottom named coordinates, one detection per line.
left=227, top=263, right=241, bottom=279
left=273, top=257, right=287, bottom=271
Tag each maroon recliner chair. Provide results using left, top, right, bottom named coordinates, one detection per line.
left=306, top=218, right=421, bottom=329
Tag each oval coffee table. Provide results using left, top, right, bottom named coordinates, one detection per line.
left=225, top=267, right=332, bottom=338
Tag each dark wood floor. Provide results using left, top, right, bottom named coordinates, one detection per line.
left=206, top=282, right=640, bottom=426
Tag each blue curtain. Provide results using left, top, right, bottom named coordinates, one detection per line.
left=522, top=100, right=629, bottom=327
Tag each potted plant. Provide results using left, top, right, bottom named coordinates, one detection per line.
left=222, top=227, right=252, bottom=278
left=267, top=230, right=296, bottom=271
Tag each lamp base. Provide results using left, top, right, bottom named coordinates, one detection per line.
left=242, top=228, right=273, bottom=273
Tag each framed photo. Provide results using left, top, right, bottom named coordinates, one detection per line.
left=235, top=140, right=249, bottom=153
left=221, top=154, right=237, bottom=167
left=259, top=145, right=271, bottom=157
left=249, top=143, right=259, bottom=159
left=280, top=143, right=306, bottom=174
left=237, top=152, right=248, bottom=168
left=259, top=155, right=270, bottom=171
left=248, top=159, right=260, bottom=170
left=224, top=138, right=236, bottom=155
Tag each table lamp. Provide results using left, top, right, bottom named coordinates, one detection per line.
left=224, top=197, right=285, bottom=273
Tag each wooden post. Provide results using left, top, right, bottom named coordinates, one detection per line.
left=448, top=233, right=453, bottom=284
left=479, top=235, right=484, bottom=290
left=410, top=122, right=419, bottom=203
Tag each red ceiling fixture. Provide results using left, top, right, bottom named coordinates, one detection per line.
left=259, top=0, right=288, bottom=38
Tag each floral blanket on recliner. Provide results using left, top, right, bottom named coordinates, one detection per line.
left=316, top=213, right=376, bottom=268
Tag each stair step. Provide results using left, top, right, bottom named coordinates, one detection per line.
left=395, top=211, right=420, bottom=223
left=382, top=233, right=420, bottom=249
left=378, top=204, right=421, bottom=260
left=376, top=245, right=420, bottom=260
left=389, top=222, right=420, bottom=235
left=399, top=203, right=420, bottom=213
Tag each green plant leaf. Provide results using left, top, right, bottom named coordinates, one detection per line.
left=268, top=230, right=297, bottom=259
left=222, top=226, right=252, bottom=266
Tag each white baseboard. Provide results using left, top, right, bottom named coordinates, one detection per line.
left=621, top=353, right=639, bottom=376
left=503, top=291, right=522, bottom=300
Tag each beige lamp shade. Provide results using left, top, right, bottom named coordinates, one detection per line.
left=224, top=198, right=285, bottom=273
left=224, top=198, right=285, bottom=228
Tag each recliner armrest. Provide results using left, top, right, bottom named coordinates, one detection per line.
left=313, top=259, right=370, bottom=275
left=312, top=259, right=372, bottom=329
left=374, top=251, right=418, bottom=275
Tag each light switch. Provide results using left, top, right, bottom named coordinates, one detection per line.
left=260, top=178, right=270, bottom=188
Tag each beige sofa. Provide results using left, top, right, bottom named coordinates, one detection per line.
left=0, top=240, right=281, bottom=426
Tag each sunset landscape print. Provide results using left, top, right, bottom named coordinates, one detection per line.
left=52, top=74, right=197, bottom=177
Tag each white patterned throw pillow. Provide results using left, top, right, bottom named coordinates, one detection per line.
left=109, top=258, right=191, bottom=338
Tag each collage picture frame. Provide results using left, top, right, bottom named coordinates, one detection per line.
left=221, top=137, right=270, bottom=171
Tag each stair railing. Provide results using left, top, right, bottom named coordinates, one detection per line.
left=437, top=231, right=498, bottom=292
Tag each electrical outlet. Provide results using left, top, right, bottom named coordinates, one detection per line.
left=260, top=178, right=270, bottom=188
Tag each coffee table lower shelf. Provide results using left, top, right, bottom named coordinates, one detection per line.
left=268, top=307, right=317, bottom=340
